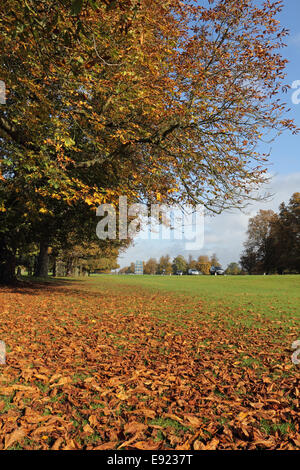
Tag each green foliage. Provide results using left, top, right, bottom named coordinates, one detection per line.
left=226, top=262, right=241, bottom=275
left=240, top=193, right=300, bottom=274
left=172, top=255, right=187, bottom=274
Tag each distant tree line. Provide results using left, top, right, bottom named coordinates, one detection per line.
left=119, top=254, right=243, bottom=275
left=240, top=192, right=300, bottom=274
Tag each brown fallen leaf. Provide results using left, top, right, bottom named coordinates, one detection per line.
left=49, top=374, right=62, bottom=384
left=163, top=413, right=183, bottom=423
left=138, top=408, right=156, bottom=419
left=116, top=390, right=130, bottom=400
left=12, top=384, right=37, bottom=392
left=293, top=437, right=300, bottom=447
left=252, top=438, right=275, bottom=449
left=94, top=441, right=118, bottom=450
left=204, top=438, right=219, bottom=450
left=49, top=377, right=72, bottom=388
left=31, top=425, right=56, bottom=437
left=62, top=439, right=78, bottom=450
left=88, top=415, right=98, bottom=427
left=124, top=421, right=147, bottom=434
left=5, top=427, right=27, bottom=449
left=34, top=373, right=49, bottom=383
left=132, top=440, right=161, bottom=450
left=194, top=440, right=206, bottom=450
left=118, top=433, right=141, bottom=449
left=83, top=423, right=94, bottom=435
left=185, top=415, right=202, bottom=427
left=51, top=437, right=64, bottom=450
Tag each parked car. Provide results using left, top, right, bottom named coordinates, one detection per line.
left=188, top=269, right=200, bottom=275
left=210, top=266, right=225, bottom=275
left=176, top=271, right=183, bottom=275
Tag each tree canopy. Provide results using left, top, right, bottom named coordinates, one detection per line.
left=240, top=193, right=300, bottom=274
left=0, top=0, right=297, bottom=282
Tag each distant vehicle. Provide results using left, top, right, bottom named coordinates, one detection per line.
left=188, top=269, right=200, bottom=275
left=210, top=266, right=225, bottom=275
left=176, top=271, right=183, bottom=275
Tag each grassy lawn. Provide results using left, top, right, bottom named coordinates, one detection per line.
left=90, top=274, right=300, bottom=324
left=0, top=275, right=299, bottom=450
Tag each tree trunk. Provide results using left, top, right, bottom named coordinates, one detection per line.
left=52, top=257, right=57, bottom=277
left=34, top=240, right=49, bottom=278
left=0, top=242, right=16, bottom=284
left=65, top=258, right=74, bottom=277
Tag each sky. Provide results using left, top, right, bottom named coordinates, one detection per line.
left=118, top=0, right=300, bottom=270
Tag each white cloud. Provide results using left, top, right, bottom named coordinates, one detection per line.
left=117, top=173, right=300, bottom=269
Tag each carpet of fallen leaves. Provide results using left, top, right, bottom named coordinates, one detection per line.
left=0, top=279, right=299, bottom=450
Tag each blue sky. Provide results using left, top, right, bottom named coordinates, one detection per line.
left=268, top=0, right=300, bottom=174
left=118, top=0, right=300, bottom=269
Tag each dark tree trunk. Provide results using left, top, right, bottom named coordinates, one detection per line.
left=0, top=243, right=16, bottom=284
left=65, top=260, right=72, bottom=277
left=34, top=240, right=49, bottom=278
left=65, top=258, right=75, bottom=277
left=52, top=257, right=57, bottom=277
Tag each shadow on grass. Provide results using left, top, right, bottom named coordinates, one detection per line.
left=0, top=275, right=88, bottom=295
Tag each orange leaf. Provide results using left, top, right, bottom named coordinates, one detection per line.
left=5, top=427, right=26, bottom=449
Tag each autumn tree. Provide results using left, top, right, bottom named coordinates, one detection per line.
left=158, top=255, right=172, bottom=275
left=240, top=246, right=258, bottom=274
left=0, top=0, right=298, bottom=282
left=240, top=209, right=277, bottom=274
left=126, top=262, right=136, bottom=274
left=196, top=255, right=211, bottom=275
left=270, top=192, right=300, bottom=273
left=210, top=254, right=221, bottom=268
left=56, top=239, right=121, bottom=276
left=172, top=255, right=188, bottom=274
left=240, top=195, right=300, bottom=275
left=186, top=255, right=197, bottom=272
left=144, top=258, right=158, bottom=275
left=225, top=262, right=241, bottom=275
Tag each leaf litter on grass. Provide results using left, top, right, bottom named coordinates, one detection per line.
left=0, top=280, right=299, bottom=450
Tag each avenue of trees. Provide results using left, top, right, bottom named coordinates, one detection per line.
left=0, top=0, right=297, bottom=283
left=240, top=192, right=300, bottom=274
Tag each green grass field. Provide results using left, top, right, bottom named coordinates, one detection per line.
left=90, top=274, right=300, bottom=325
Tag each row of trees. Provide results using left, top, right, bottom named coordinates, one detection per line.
left=0, top=0, right=296, bottom=283
left=120, top=254, right=242, bottom=275
left=240, top=193, right=300, bottom=274
left=17, top=240, right=122, bottom=278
